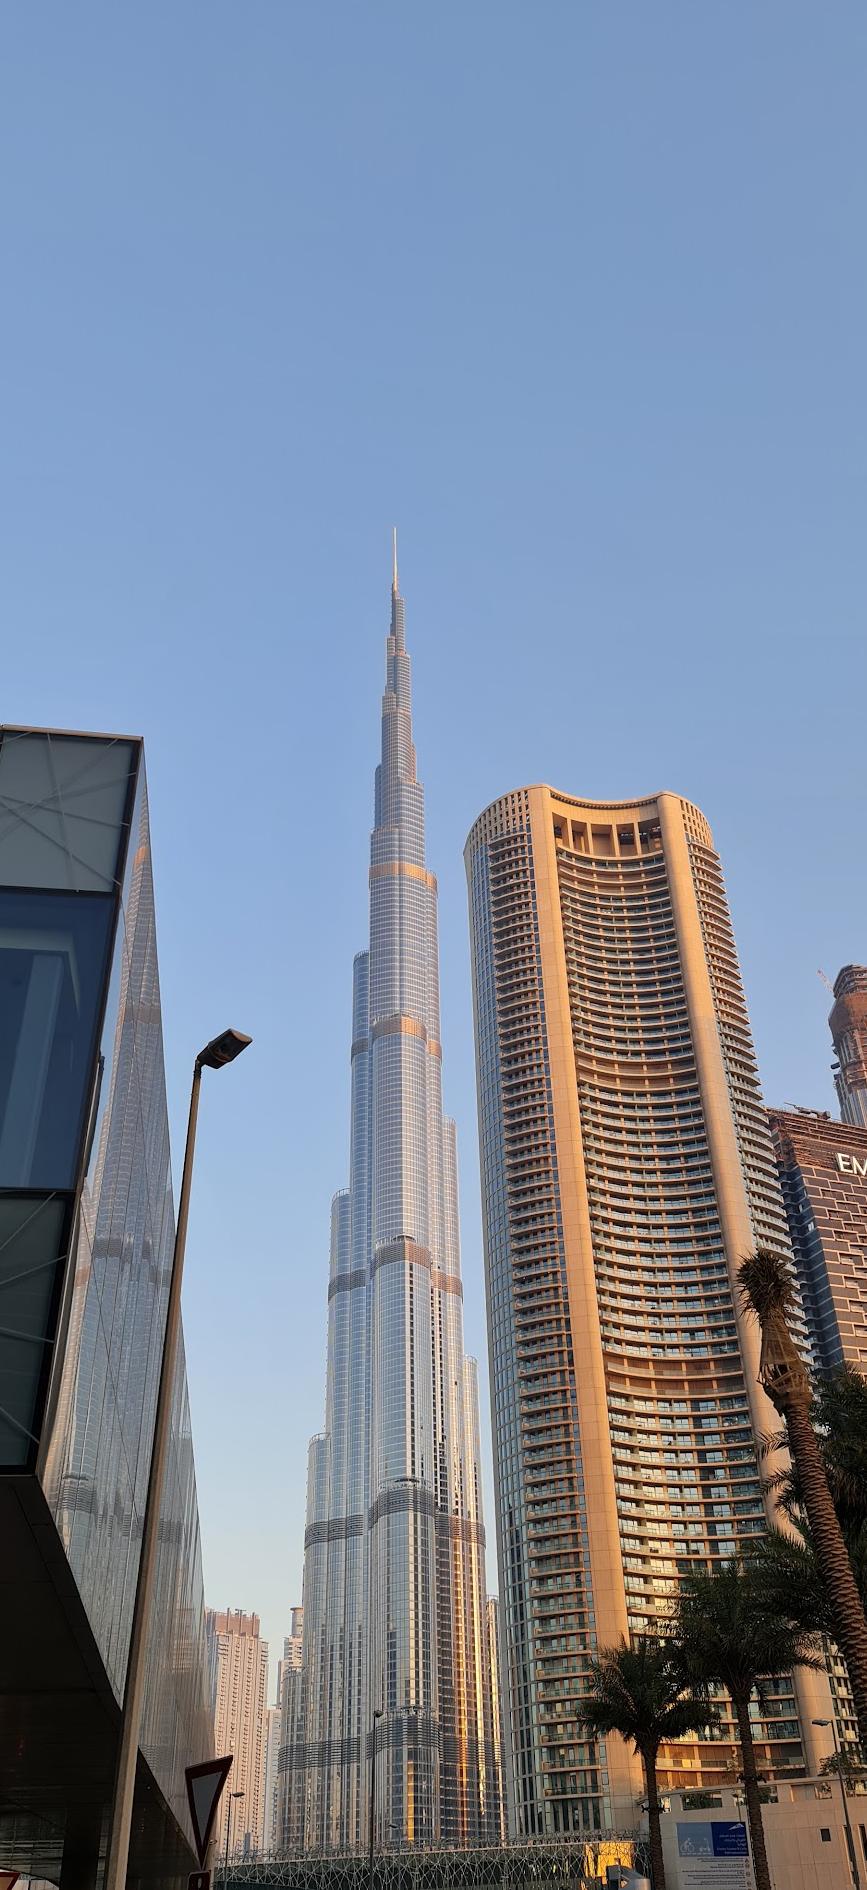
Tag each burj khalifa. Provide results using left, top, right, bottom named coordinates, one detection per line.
left=287, top=544, right=500, bottom=1851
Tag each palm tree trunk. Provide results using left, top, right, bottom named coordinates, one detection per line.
left=640, top=1747, right=666, bottom=1890
left=785, top=1396, right=867, bottom=1749
left=733, top=1696, right=771, bottom=1890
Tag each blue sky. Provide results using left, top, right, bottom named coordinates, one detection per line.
left=1, top=4, right=865, bottom=1687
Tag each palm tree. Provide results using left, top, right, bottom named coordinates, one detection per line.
left=738, top=1251, right=867, bottom=1749
left=672, top=1554, right=824, bottom=1890
left=745, top=1528, right=834, bottom=1638
left=580, top=1635, right=715, bottom=1890
left=761, top=1366, right=867, bottom=1606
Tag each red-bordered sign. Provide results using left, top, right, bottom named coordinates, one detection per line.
left=185, top=1755, right=233, bottom=1867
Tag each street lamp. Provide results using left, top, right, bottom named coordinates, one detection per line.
left=105, top=1029, right=252, bottom=1890
left=731, top=1791, right=754, bottom=1878
left=813, top=1718, right=862, bottom=1890
left=224, top=1790, right=245, bottom=1883
left=368, top=1708, right=384, bottom=1890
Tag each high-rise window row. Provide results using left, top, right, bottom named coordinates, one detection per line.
left=465, top=787, right=832, bottom=1838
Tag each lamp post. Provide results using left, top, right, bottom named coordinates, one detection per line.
left=224, top=1790, right=245, bottom=1884
left=105, top=1029, right=252, bottom=1890
left=813, top=1717, right=862, bottom=1890
left=368, top=1708, right=384, bottom=1890
left=732, top=1790, right=754, bottom=1885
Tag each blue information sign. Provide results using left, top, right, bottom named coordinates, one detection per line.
left=711, top=1823, right=749, bottom=1858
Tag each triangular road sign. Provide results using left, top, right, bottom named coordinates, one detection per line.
left=0, top=1871, right=20, bottom=1890
left=186, top=1755, right=233, bottom=1867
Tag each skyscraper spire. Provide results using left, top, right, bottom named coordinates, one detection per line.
left=389, top=525, right=405, bottom=651
left=288, top=552, right=501, bottom=1854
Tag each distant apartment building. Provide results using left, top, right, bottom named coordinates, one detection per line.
left=277, top=1607, right=304, bottom=1705
left=770, top=1108, right=867, bottom=1374
left=830, top=966, right=867, bottom=1128
left=465, top=785, right=832, bottom=1837
left=207, top=1608, right=269, bottom=1854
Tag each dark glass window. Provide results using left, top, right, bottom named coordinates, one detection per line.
left=0, top=1193, right=68, bottom=1466
left=0, top=888, right=114, bottom=1191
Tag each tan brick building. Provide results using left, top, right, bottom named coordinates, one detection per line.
left=769, top=1107, right=867, bottom=1374
left=207, top=1608, right=269, bottom=1855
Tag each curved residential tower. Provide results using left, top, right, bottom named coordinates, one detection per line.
left=465, top=787, right=832, bottom=1839
left=290, top=549, right=500, bottom=1852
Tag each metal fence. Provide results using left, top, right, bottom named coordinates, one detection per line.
left=221, top=1837, right=651, bottom=1890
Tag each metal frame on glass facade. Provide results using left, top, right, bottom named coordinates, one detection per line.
left=0, top=725, right=211, bottom=1872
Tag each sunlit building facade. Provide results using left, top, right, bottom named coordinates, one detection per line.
left=465, top=786, right=831, bottom=1837
left=770, top=1107, right=867, bottom=1376
left=291, top=552, right=500, bottom=1851
left=207, top=1608, right=270, bottom=1856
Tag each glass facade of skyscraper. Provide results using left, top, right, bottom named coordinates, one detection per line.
left=0, top=726, right=211, bottom=1880
left=465, top=787, right=831, bottom=1839
left=290, top=564, right=501, bottom=1851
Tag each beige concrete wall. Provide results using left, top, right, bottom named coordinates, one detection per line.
left=662, top=1785, right=861, bottom=1890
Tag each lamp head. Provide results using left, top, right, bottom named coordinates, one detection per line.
left=197, top=1029, right=252, bottom=1071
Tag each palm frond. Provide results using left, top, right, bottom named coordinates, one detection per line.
left=581, top=1635, right=713, bottom=1757
left=671, top=1552, right=825, bottom=1701
left=754, top=1428, right=789, bottom=1462
left=738, top=1249, right=796, bottom=1321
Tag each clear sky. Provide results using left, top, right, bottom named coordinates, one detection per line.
left=1, top=4, right=865, bottom=1691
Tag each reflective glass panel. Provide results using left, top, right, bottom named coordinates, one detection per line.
left=0, top=887, right=114, bottom=1190
left=0, top=1193, right=68, bottom=1465
left=0, top=731, right=135, bottom=891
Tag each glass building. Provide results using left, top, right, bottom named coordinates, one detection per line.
left=0, top=726, right=212, bottom=1885
left=464, top=786, right=832, bottom=1838
left=290, top=553, right=501, bottom=1851
left=485, top=1601, right=507, bottom=1846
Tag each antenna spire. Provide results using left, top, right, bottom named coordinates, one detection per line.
left=392, top=526, right=399, bottom=597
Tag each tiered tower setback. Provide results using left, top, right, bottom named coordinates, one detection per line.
left=292, top=548, right=500, bottom=1850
